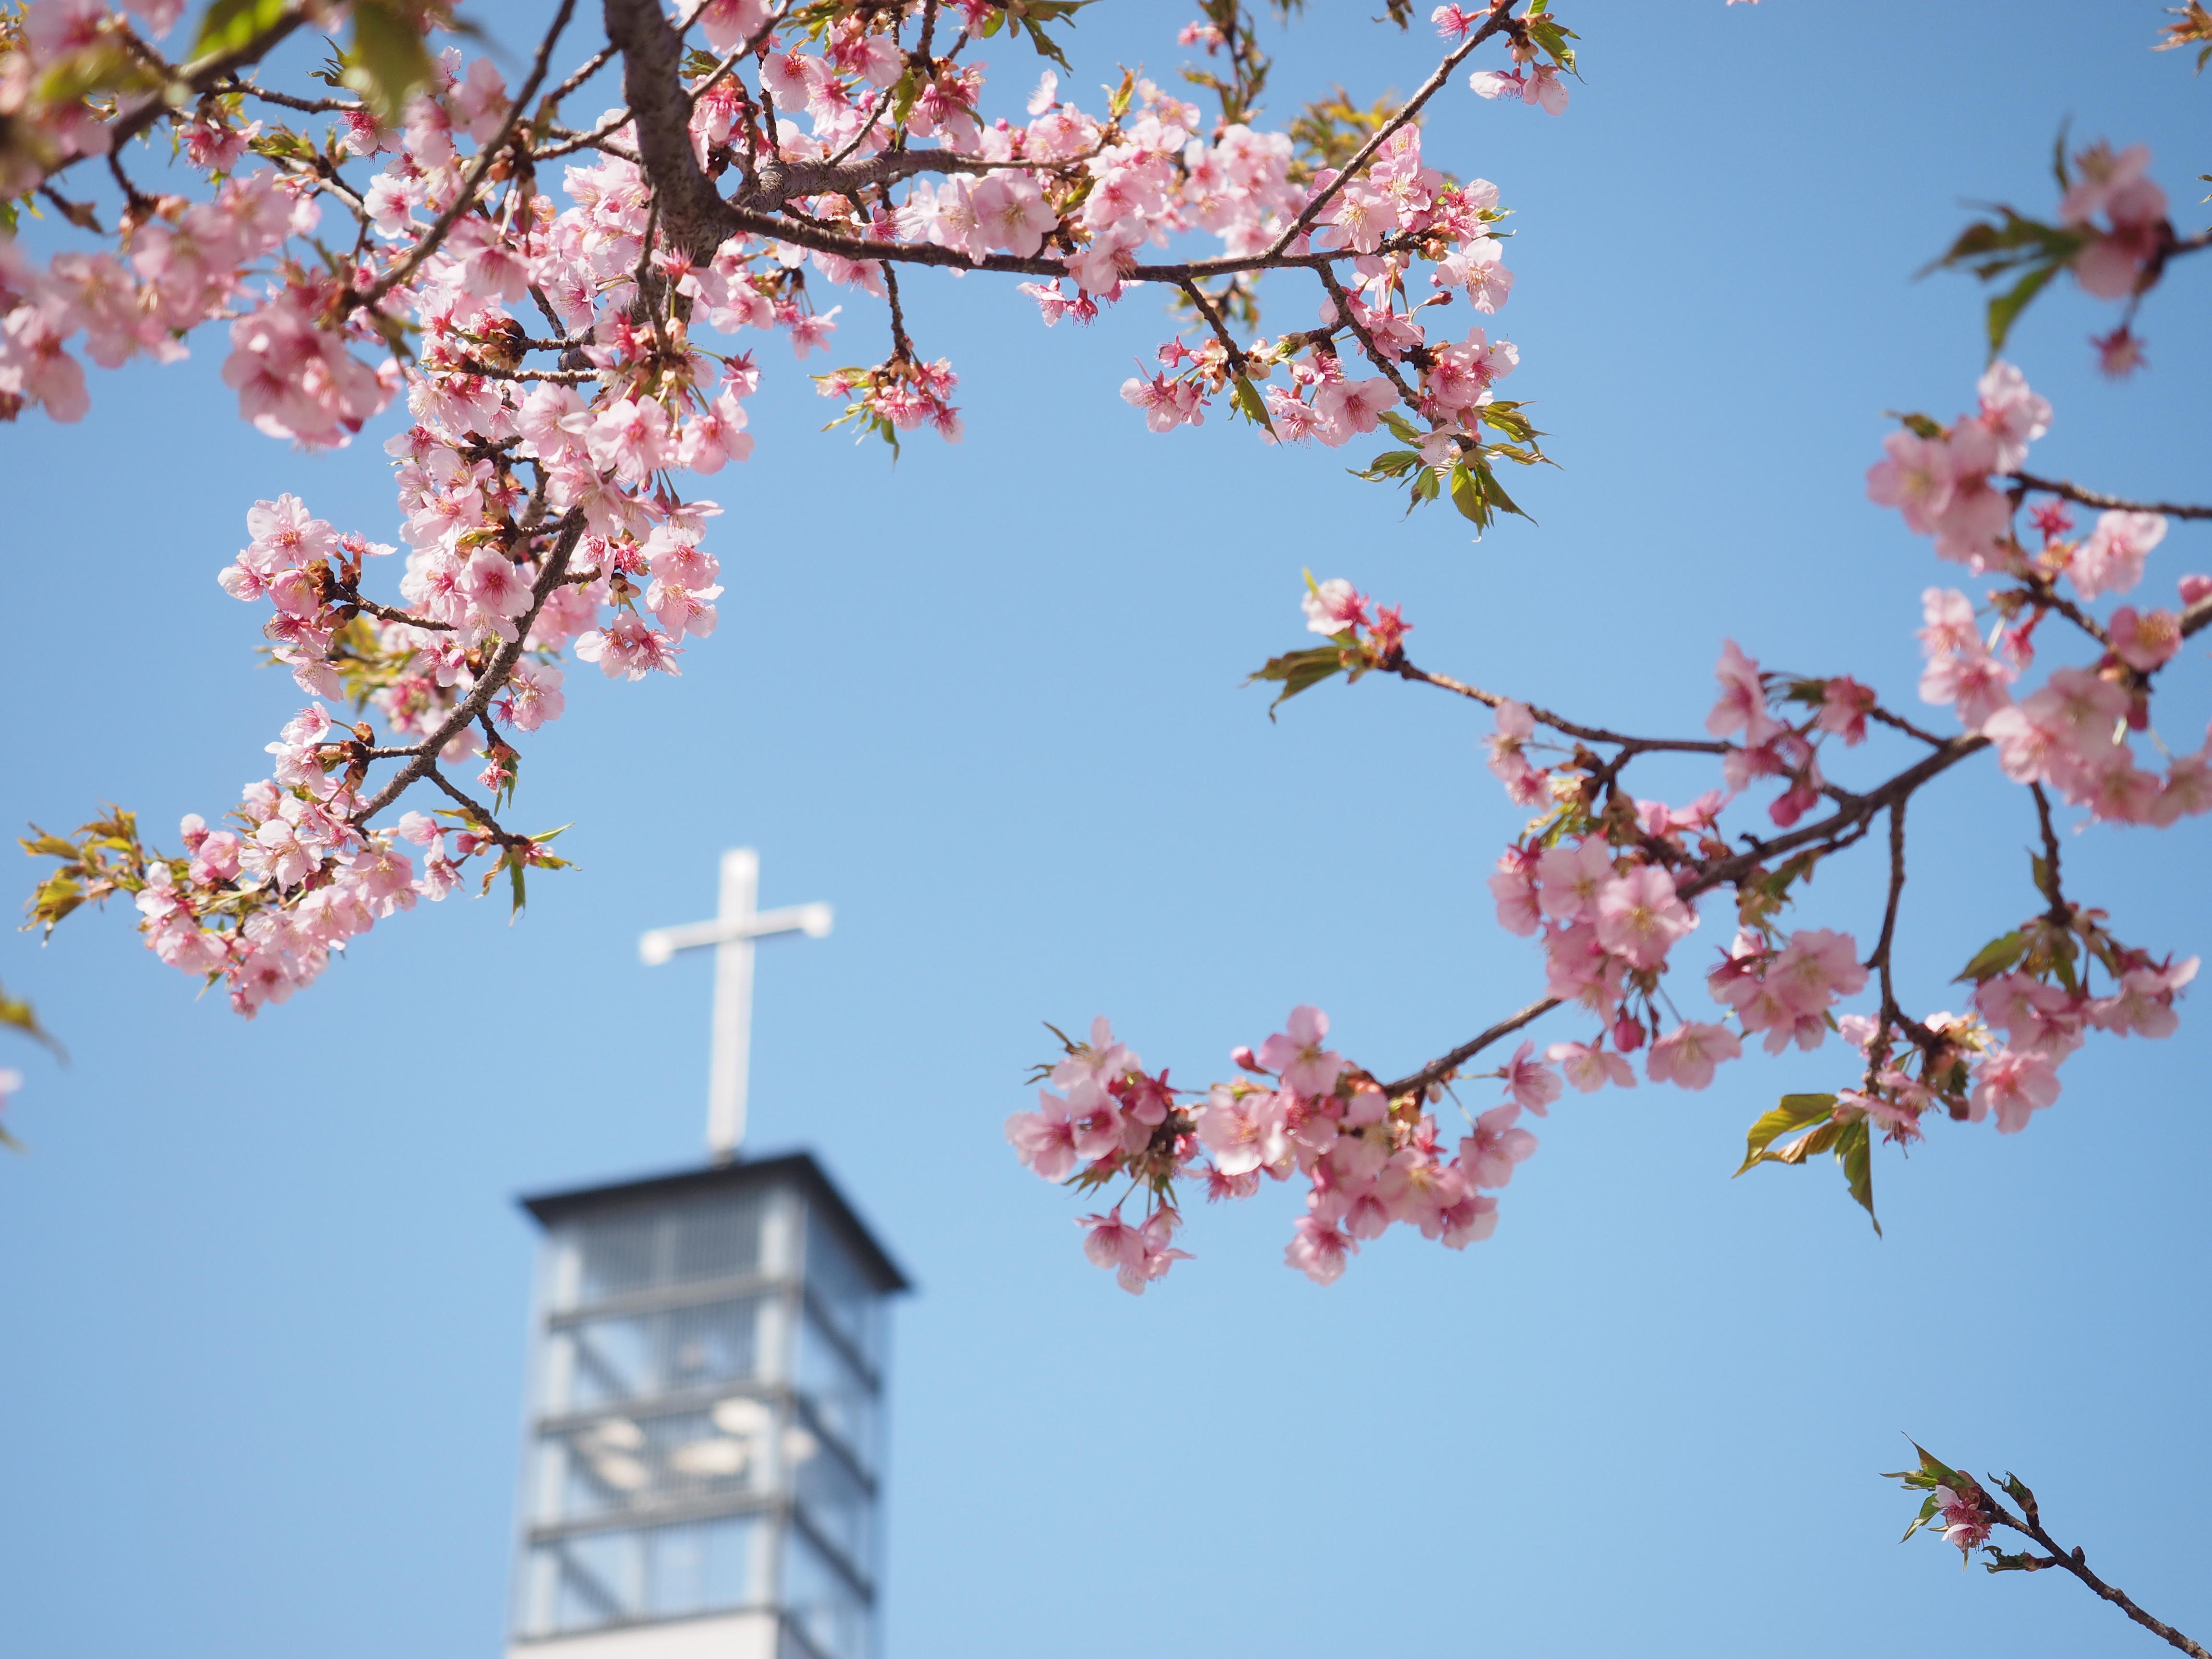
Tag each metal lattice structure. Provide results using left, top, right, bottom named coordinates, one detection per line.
left=507, top=1155, right=906, bottom=1659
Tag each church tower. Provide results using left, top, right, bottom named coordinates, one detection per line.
left=505, top=854, right=906, bottom=1659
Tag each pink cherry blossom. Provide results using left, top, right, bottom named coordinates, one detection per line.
left=1706, top=638, right=1784, bottom=746
left=1968, top=1047, right=2061, bottom=1133
left=2108, top=606, right=2181, bottom=673
left=1258, top=1005, right=1345, bottom=1098
left=1284, top=1214, right=1356, bottom=1285
left=1498, top=1039, right=1562, bottom=1115
left=1196, top=1084, right=1289, bottom=1177
left=1594, top=866, right=1696, bottom=971
left=1460, top=1102, right=1539, bottom=1188
left=2069, top=511, right=2166, bottom=600
left=1547, top=1039, right=1635, bottom=1092
left=1646, top=1022, right=1743, bottom=1091
left=1302, top=577, right=1368, bottom=637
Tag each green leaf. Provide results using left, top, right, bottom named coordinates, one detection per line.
left=342, top=0, right=436, bottom=124
left=1955, top=929, right=2029, bottom=984
left=887, top=67, right=921, bottom=133
left=0, top=982, right=62, bottom=1060
left=1448, top=460, right=1484, bottom=527
left=1887, top=1440, right=1967, bottom=1538
left=1837, top=1114, right=1879, bottom=1235
left=1350, top=448, right=1421, bottom=481
left=1985, top=257, right=2064, bottom=361
left=1379, top=410, right=1422, bottom=445
left=1890, top=410, right=1946, bottom=441
left=191, top=0, right=289, bottom=61
left=1734, top=1093, right=1837, bottom=1175
left=1246, top=644, right=1350, bottom=719
left=1230, top=373, right=1274, bottom=434
left=1479, top=401, right=1543, bottom=445
left=1478, top=461, right=1532, bottom=523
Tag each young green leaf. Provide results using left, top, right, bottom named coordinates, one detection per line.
left=343, top=0, right=437, bottom=123
left=1246, top=644, right=1350, bottom=718
left=1954, top=929, right=2029, bottom=983
left=1733, top=1092, right=1838, bottom=1175
left=192, top=0, right=290, bottom=61
left=1985, top=257, right=2064, bottom=360
left=1837, top=1114, right=1879, bottom=1234
left=1230, top=374, right=1275, bottom=434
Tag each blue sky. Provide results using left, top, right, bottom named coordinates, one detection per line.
left=3, top=1, right=2209, bottom=1655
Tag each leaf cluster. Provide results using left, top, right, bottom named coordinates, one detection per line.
left=19, top=809, right=149, bottom=939
left=1923, top=201, right=2086, bottom=360
left=1735, top=1092, right=1879, bottom=1232
left=1350, top=408, right=1546, bottom=531
left=965, top=0, right=1091, bottom=72
left=2156, top=0, right=2212, bottom=73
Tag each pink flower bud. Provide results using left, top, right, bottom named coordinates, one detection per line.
left=1231, top=1045, right=1260, bottom=1071
left=1611, top=1014, right=1646, bottom=1052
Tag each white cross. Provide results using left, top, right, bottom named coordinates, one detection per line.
left=638, top=849, right=833, bottom=1162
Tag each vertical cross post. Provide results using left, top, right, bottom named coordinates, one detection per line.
left=708, top=848, right=758, bottom=1159
left=638, top=850, right=833, bottom=1162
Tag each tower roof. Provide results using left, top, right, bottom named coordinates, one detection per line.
left=519, top=1150, right=911, bottom=1294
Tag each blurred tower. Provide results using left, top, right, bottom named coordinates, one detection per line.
left=505, top=854, right=906, bottom=1659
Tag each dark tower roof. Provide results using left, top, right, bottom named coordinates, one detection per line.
left=519, top=1150, right=911, bottom=1294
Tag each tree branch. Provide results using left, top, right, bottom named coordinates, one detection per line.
left=2009, top=471, right=2212, bottom=522
left=1979, top=1480, right=2211, bottom=1659
left=353, top=510, right=587, bottom=825
left=1381, top=996, right=1563, bottom=1099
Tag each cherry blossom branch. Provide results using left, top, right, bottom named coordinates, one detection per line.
left=607, top=0, right=735, bottom=254
left=547, top=41, right=619, bottom=108
left=1393, top=658, right=1734, bottom=755
left=1177, top=277, right=1252, bottom=374
left=535, top=112, right=643, bottom=162
left=1898, top=1455, right=2211, bottom=1659
left=1263, top=2, right=1513, bottom=257
left=96, top=2, right=314, bottom=155
left=225, top=82, right=361, bottom=115
left=1865, top=706, right=1951, bottom=747
left=353, top=0, right=582, bottom=313
left=709, top=198, right=1438, bottom=283
left=1316, top=261, right=1419, bottom=406
left=2009, top=473, right=2212, bottom=522
left=1986, top=1498, right=2210, bottom=1657
left=2030, top=782, right=2070, bottom=926
left=735, top=147, right=1067, bottom=212
left=684, top=0, right=793, bottom=111
left=1379, top=995, right=1562, bottom=1097
left=352, top=510, right=587, bottom=826
left=1864, top=799, right=1936, bottom=1050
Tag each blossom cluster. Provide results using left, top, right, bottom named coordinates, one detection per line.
left=1117, top=122, right=1526, bottom=466
left=1007, top=1009, right=1533, bottom=1292
left=1020, top=360, right=2202, bottom=1279
left=1868, top=362, right=2211, bottom=827
left=10, top=0, right=1576, bottom=998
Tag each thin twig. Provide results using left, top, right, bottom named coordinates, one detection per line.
left=1381, top=997, right=1562, bottom=1099
left=1262, top=7, right=1514, bottom=259
left=1977, top=1483, right=2212, bottom=1659
left=353, top=510, right=587, bottom=825
left=353, top=0, right=580, bottom=312
left=2010, top=471, right=2212, bottom=522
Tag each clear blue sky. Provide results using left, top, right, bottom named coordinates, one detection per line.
left=3, top=2, right=2208, bottom=1655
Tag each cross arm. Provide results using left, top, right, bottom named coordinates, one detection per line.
left=637, top=902, right=834, bottom=965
